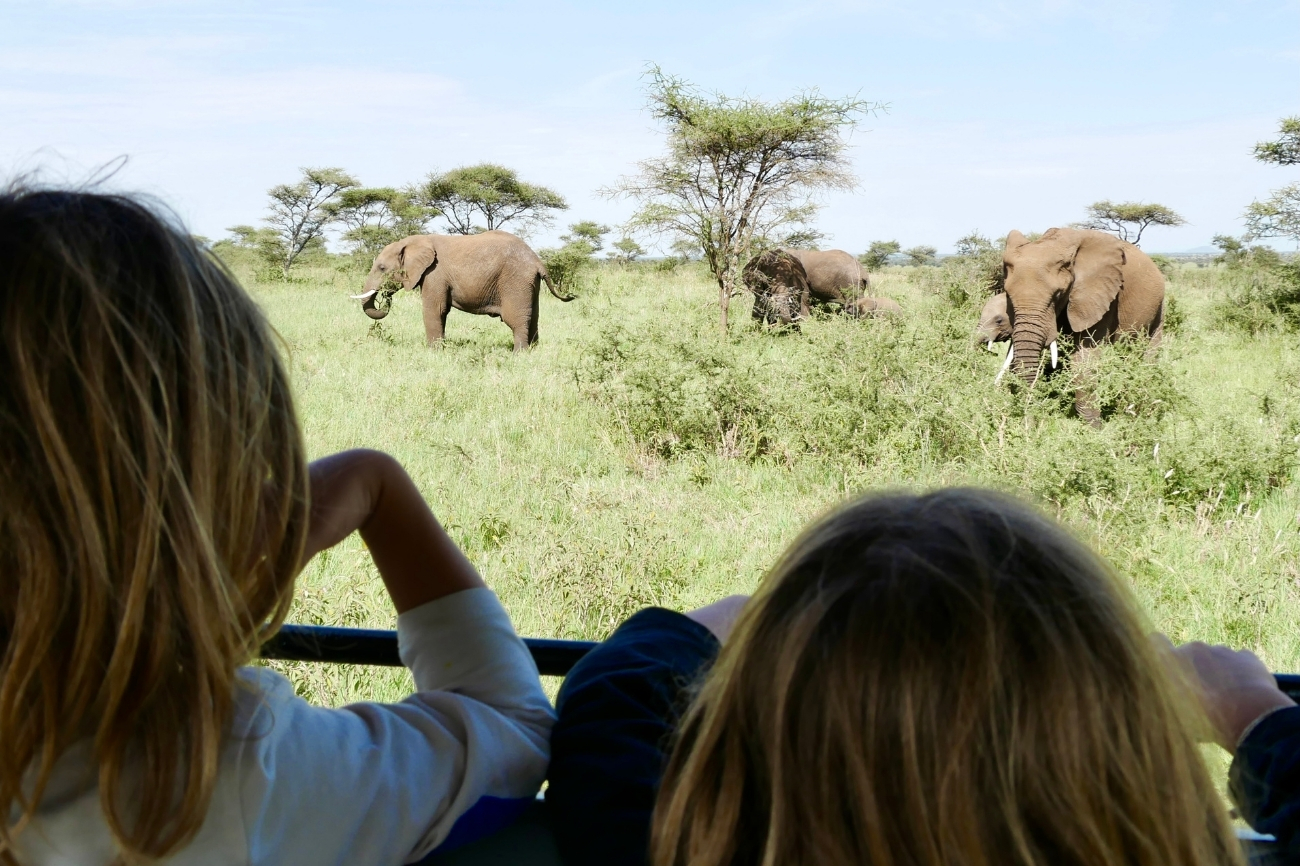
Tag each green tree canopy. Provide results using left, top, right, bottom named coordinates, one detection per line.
left=1245, top=117, right=1300, bottom=247
left=953, top=231, right=996, bottom=258
left=1244, top=184, right=1300, bottom=246
left=412, top=164, right=567, bottom=236
left=563, top=220, right=611, bottom=251
left=1074, top=200, right=1186, bottom=246
left=859, top=240, right=901, bottom=271
left=606, top=66, right=883, bottom=330
left=904, top=245, right=937, bottom=266
left=1255, top=117, right=1300, bottom=167
left=609, top=237, right=645, bottom=263
left=265, top=167, right=358, bottom=275
left=329, top=187, right=435, bottom=260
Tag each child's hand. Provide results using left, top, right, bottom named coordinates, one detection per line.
left=303, top=450, right=485, bottom=613
left=1171, top=640, right=1295, bottom=752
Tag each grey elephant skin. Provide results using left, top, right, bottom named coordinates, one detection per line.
left=845, top=296, right=901, bottom=318
left=1002, top=228, right=1165, bottom=424
left=743, top=250, right=811, bottom=328
left=974, top=293, right=1011, bottom=346
left=782, top=248, right=868, bottom=307
left=355, top=231, right=572, bottom=352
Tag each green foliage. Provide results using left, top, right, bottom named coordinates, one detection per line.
left=265, top=167, right=359, bottom=276
left=1075, top=200, right=1187, bottom=246
left=1244, top=183, right=1300, bottom=246
left=412, top=164, right=568, bottom=236
left=329, top=187, right=434, bottom=261
left=607, top=65, right=883, bottom=330
left=231, top=259, right=1300, bottom=707
left=1149, top=254, right=1176, bottom=279
left=860, top=240, right=901, bottom=271
left=1211, top=235, right=1300, bottom=332
left=1255, top=116, right=1300, bottom=167
left=909, top=232, right=1002, bottom=307
left=904, top=245, right=937, bottom=267
left=539, top=222, right=611, bottom=293
left=565, top=221, right=611, bottom=250
left=609, top=237, right=645, bottom=263
left=216, top=224, right=290, bottom=280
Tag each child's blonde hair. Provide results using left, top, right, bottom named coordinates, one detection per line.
left=652, top=488, right=1240, bottom=866
left=0, top=189, right=309, bottom=861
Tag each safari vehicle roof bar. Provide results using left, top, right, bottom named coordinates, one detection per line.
left=261, top=625, right=1300, bottom=698
left=261, top=623, right=596, bottom=677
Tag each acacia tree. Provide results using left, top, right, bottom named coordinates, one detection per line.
left=265, top=167, right=358, bottom=276
left=329, top=187, right=435, bottom=260
left=412, top=164, right=567, bottom=236
left=1245, top=117, right=1300, bottom=247
left=1074, top=200, right=1186, bottom=246
left=860, top=240, right=900, bottom=270
left=904, top=245, right=937, bottom=266
left=606, top=67, right=882, bottom=331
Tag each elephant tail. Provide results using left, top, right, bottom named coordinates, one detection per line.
left=541, top=269, right=575, bottom=302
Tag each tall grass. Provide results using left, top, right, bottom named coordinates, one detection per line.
left=236, top=254, right=1300, bottom=710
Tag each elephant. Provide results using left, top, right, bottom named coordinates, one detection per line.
left=743, top=250, right=811, bottom=327
left=974, top=292, right=1011, bottom=347
left=1001, top=228, right=1165, bottom=424
left=352, top=230, right=572, bottom=351
left=782, top=248, right=868, bottom=308
left=845, top=296, right=902, bottom=318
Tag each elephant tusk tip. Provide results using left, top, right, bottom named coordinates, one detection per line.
left=350, top=290, right=378, bottom=300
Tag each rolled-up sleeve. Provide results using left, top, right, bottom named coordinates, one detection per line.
left=235, top=588, right=554, bottom=866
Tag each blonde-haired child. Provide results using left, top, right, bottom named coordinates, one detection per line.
left=0, top=189, right=553, bottom=864
left=549, top=488, right=1270, bottom=866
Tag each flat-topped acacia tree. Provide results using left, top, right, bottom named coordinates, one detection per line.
left=1074, top=201, right=1186, bottom=247
left=607, top=66, right=882, bottom=332
left=413, top=164, right=568, bottom=237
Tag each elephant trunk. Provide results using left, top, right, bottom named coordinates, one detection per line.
left=354, top=272, right=393, bottom=319
left=1009, top=314, right=1053, bottom=384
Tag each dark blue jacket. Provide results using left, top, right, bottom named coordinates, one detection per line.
left=546, top=608, right=719, bottom=866
left=547, top=607, right=1300, bottom=865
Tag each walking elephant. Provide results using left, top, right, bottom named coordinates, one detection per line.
left=743, top=250, right=811, bottom=327
left=1001, top=228, right=1165, bottom=424
left=782, top=248, right=868, bottom=307
left=352, top=231, right=572, bottom=352
left=845, top=296, right=902, bottom=318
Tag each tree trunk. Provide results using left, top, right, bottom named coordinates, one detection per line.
left=718, top=278, right=730, bottom=332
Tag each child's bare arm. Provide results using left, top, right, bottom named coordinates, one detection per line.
left=303, top=449, right=484, bottom=613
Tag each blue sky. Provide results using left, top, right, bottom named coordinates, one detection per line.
left=1, top=0, right=1297, bottom=252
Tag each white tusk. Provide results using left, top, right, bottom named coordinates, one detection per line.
left=1050, top=341, right=1059, bottom=369
left=350, top=289, right=378, bottom=300
left=987, top=340, right=994, bottom=351
left=995, top=345, right=1014, bottom=384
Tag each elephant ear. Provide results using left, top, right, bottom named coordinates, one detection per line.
left=398, top=237, right=437, bottom=290
left=1066, top=230, right=1126, bottom=332
left=1004, top=230, right=1028, bottom=253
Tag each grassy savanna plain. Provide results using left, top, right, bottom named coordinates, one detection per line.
left=239, top=252, right=1300, bottom=720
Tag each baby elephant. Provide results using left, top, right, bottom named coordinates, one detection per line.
left=845, top=296, right=902, bottom=319
left=743, top=250, right=811, bottom=328
left=974, top=293, right=1011, bottom=347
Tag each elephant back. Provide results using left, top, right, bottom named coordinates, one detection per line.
left=785, top=249, right=861, bottom=302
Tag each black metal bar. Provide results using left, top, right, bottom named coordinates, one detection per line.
left=261, top=624, right=595, bottom=677
left=264, top=624, right=1300, bottom=696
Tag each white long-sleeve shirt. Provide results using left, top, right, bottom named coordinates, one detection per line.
left=12, top=588, right=555, bottom=865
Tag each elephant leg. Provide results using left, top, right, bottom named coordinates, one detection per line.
left=422, top=282, right=451, bottom=347
left=1072, top=343, right=1103, bottom=428
left=504, top=282, right=538, bottom=352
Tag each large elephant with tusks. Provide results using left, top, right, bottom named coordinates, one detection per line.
left=1001, top=228, right=1165, bottom=424
left=352, top=231, right=572, bottom=351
